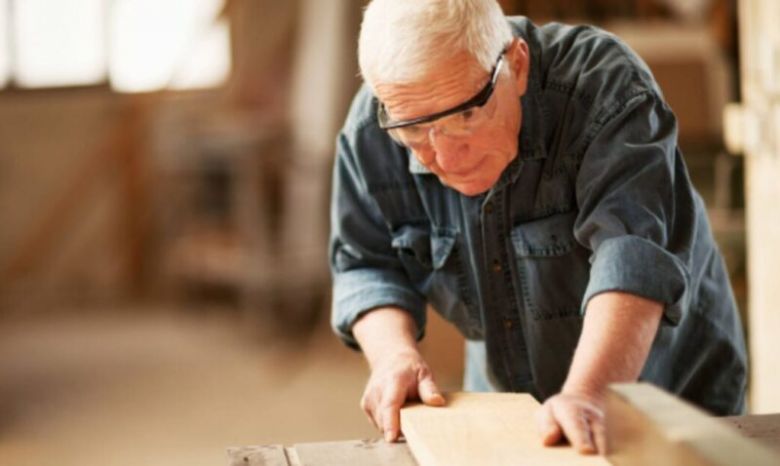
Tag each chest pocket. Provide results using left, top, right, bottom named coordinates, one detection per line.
left=511, top=211, right=591, bottom=320
left=391, top=225, right=482, bottom=338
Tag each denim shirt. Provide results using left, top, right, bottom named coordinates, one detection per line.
left=329, top=17, right=747, bottom=415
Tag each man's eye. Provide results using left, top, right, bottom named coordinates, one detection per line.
left=403, top=124, right=431, bottom=140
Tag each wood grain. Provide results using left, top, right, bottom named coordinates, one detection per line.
left=738, top=0, right=780, bottom=415
left=400, top=392, right=608, bottom=466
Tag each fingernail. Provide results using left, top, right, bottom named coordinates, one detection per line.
left=584, top=440, right=595, bottom=453
left=384, top=431, right=394, bottom=442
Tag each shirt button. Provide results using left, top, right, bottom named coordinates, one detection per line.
left=503, top=319, right=513, bottom=330
left=484, top=202, right=494, bottom=214
left=492, top=259, right=502, bottom=273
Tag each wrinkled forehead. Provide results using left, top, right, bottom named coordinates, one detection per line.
left=374, top=51, right=492, bottom=121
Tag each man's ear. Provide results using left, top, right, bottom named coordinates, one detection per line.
left=506, top=38, right=530, bottom=96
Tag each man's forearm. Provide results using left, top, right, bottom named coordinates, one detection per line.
left=352, top=307, right=422, bottom=369
left=563, top=291, right=664, bottom=396
left=352, top=306, right=443, bottom=441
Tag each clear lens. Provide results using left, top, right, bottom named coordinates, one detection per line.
left=389, top=123, right=430, bottom=148
left=390, top=106, right=491, bottom=148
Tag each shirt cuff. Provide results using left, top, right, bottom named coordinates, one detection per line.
left=582, top=235, right=690, bottom=325
left=331, top=268, right=427, bottom=349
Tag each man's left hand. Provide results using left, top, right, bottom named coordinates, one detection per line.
left=535, top=390, right=606, bottom=455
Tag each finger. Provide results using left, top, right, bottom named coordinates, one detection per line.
left=536, top=402, right=562, bottom=446
left=360, top=387, right=380, bottom=429
left=589, top=410, right=607, bottom=454
left=577, top=402, right=606, bottom=454
left=363, top=405, right=379, bottom=430
left=380, top=381, right=407, bottom=442
left=417, top=375, right=445, bottom=406
left=551, top=402, right=596, bottom=454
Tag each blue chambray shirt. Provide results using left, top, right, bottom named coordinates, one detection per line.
left=329, top=17, right=747, bottom=415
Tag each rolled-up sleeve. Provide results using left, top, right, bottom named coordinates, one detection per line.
left=574, top=91, right=694, bottom=325
left=329, top=130, right=426, bottom=349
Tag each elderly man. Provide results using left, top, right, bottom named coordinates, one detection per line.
left=329, top=0, right=747, bottom=454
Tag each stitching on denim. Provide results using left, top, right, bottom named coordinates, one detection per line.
left=368, top=181, right=418, bottom=193
left=450, top=242, right=480, bottom=330
left=544, top=80, right=595, bottom=110
left=574, top=90, right=655, bottom=162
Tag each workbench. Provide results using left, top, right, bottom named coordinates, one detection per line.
left=228, top=386, right=780, bottom=466
left=228, top=414, right=780, bottom=466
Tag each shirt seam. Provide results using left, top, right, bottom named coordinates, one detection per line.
left=575, top=89, right=657, bottom=163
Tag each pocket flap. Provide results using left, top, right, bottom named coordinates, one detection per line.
left=431, top=231, right=456, bottom=269
left=511, top=211, right=578, bottom=257
left=391, top=226, right=457, bottom=269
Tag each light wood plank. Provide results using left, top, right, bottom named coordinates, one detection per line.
left=400, top=392, right=608, bottom=466
left=738, top=0, right=780, bottom=414
left=293, top=439, right=417, bottom=466
left=606, top=383, right=780, bottom=466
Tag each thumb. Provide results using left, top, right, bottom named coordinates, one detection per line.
left=417, top=372, right=445, bottom=406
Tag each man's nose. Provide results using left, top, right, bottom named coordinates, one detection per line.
left=430, top=130, right=471, bottom=173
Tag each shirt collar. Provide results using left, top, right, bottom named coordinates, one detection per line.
left=408, top=154, right=433, bottom=174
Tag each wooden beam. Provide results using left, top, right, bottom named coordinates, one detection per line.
left=606, top=383, right=780, bottom=466
left=400, top=392, right=608, bottom=466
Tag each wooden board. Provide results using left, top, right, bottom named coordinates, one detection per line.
left=400, top=392, right=609, bottom=466
left=606, top=383, right=780, bottom=466
left=738, top=0, right=780, bottom=414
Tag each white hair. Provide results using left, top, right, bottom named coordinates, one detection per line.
left=358, top=0, right=512, bottom=90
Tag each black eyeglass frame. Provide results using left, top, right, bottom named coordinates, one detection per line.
left=377, top=49, right=508, bottom=130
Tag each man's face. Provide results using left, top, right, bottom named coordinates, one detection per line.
left=375, top=41, right=528, bottom=196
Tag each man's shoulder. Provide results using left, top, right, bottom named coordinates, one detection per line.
left=511, top=16, right=660, bottom=104
left=342, top=83, right=380, bottom=135
left=338, top=84, right=415, bottom=189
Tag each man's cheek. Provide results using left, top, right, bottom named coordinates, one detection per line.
left=473, top=131, right=509, bottom=151
left=412, top=148, right=435, bottom=166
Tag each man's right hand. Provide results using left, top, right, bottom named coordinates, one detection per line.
left=360, top=349, right=445, bottom=442
left=351, top=307, right=446, bottom=442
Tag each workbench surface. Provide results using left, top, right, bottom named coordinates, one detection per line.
left=228, top=414, right=780, bottom=466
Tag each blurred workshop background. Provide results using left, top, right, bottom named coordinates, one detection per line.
left=1, top=1, right=779, bottom=465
